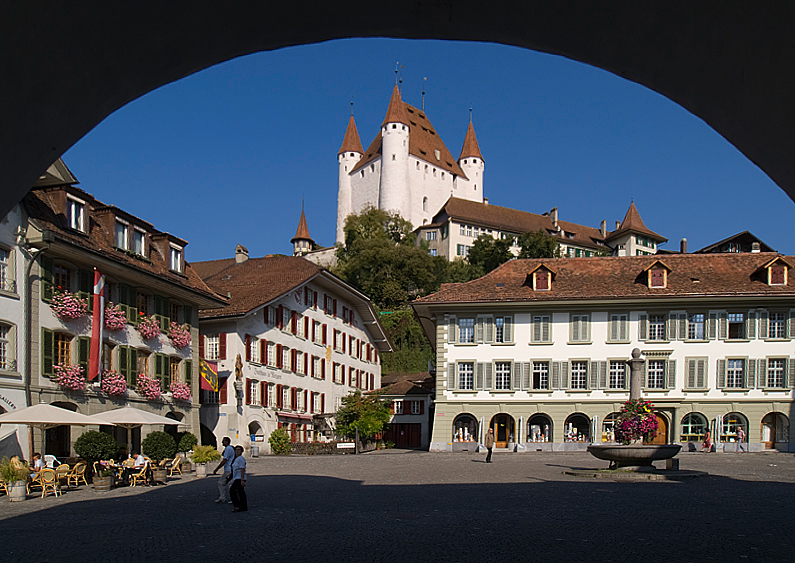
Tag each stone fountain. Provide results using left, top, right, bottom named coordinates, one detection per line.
left=587, top=349, right=681, bottom=471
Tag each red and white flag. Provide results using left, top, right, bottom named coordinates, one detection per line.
left=88, top=269, right=105, bottom=381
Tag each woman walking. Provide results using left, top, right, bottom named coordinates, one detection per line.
left=229, top=445, right=247, bottom=512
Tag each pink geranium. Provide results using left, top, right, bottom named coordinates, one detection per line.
left=137, top=314, right=161, bottom=340
left=614, top=399, right=659, bottom=445
left=53, top=363, right=86, bottom=391
left=168, top=322, right=191, bottom=349
left=169, top=381, right=192, bottom=401
left=136, top=373, right=161, bottom=400
left=104, top=302, right=127, bottom=331
left=51, top=289, right=88, bottom=320
left=100, top=370, right=127, bottom=396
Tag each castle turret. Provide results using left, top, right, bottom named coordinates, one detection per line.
left=336, top=115, right=363, bottom=243
left=457, top=121, right=485, bottom=202
left=291, top=204, right=315, bottom=256
left=378, top=85, right=411, bottom=220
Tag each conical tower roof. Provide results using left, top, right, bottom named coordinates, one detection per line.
left=338, top=115, right=363, bottom=155
left=605, top=202, right=667, bottom=242
left=381, top=84, right=410, bottom=126
left=459, top=122, right=484, bottom=161
left=291, top=204, right=315, bottom=245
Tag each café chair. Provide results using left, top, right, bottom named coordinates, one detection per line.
left=166, top=455, right=182, bottom=476
left=129, top=463, right=149, bottom=487
left=55, top=464, right=70, bottom=489
left=27, top=471, right=43, bottom=494
left=0, top=476, right=8, bottom=495
left=44, top=454, right=61, bottom=468
left=38, top=468, right=62, bottom=498
left=68, top=462, right=89, bottom=487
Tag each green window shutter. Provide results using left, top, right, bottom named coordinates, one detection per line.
left=503, top=316, right=512, bottom=343
left=119, top=346, right=129, bottom=382
left=77, top=336, right=90, bottom=377
left=184, top=360, right=192, bottom=385
left=484, top=362, right=493, bottom=390
left=121, top=285, right=137, bottom=323
left=447, top=363, right=455, bottom=390
left=40, top=256, right=54, bottom=302
left=708, top=313, right=717, bottom=340
left=718, top=313, right=728, bottom=340
left=638, top=314, right=648, bottom=341
left=41, top=328, right=53, bottom=377
left=183, top=305, right=193, bottom=328
left=155, top=353, right=165, bottom=389
left=475, top=363, right=484, bottom=390
left=746, top=312, right=756, bottom=339
left=717, top=359, right=726, bottom=389
left=666, top=360, right=676, bottom=389
left=747, top=359, right=756, bottom=389
left=154, top=296, right=169, bottom=328
left=678, top=314, right=687, bottom=341
left=78, top=270, right=93, bottom=313
left=759, top=311, right=769, bottom=339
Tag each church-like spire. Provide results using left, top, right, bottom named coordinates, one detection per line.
left=291, top=203, right=315, bottom=255
left=338, top=115, right=363, bottom=155
left=458, top=121, right=484, bottom=161
left=608, top=202, right=667, bottom=242
left=381, top=84, right=410, bottom=127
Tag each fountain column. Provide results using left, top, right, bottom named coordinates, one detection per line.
left=627, top=348, right=645, bottom=400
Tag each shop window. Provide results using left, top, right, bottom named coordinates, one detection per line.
left=527, top=414, right=551, bottom=443
left=564, top=413, right=590, bottom=442
left=680, top=413, right=708, bottom=443
left=453, top=414, right=478, bottom=442
left=721, top=412, right=748, bottom=444
left=602, top=412, right=620, bottom=442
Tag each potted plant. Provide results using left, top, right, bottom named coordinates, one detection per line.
left=93, top=466, right=115, bottom=491
left=0, top=457, right=30, bottom=502
left=74, top=430, right=119, bottom=486
left=141, top=431, right=176, bottom=483
left=177, top=432, right=198, bottom=472
left=190, top=445, right=221, bottom=478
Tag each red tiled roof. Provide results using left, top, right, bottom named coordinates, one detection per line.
left=413, top=253, right=795, bottom=305
left=291, top=205, right=313, bottom=244
left=338, top=115, right=363, bottom=155
left=351, top=92, right=466, bottom=178
left=458, top=122, right=483, bottom=161
left=605, top=202, right=666, bottom=242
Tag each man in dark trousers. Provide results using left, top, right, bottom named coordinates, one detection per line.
left=485, top=428, right=495, bottom=463
left=229, top=445, right=247, bottom=512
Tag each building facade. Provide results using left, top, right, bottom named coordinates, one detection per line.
left=336, top=85, right=484, bottom=243
left=412, top=253, right=794, bottom=453
left=0, top=160, right=225, bottom=460
left=378, top=372, right=434, bottom=450
left=195, top=251, right=391, bottom=452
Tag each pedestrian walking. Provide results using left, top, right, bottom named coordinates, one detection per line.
left=212, top=437, right=234, bottom=503
left=229, top=445, right=247, bottom=512
left=736, top=426, right=746, bottom=453
left=701, top=429, right=713, bottom=452
left=485, top=428, right=495, bottom=463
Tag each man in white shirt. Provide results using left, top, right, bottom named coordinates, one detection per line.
left=229, top=445, right=247, bottom=512
left=133, top=452, right=146, bottom=468
left=211, top=437, right=234, bottom=503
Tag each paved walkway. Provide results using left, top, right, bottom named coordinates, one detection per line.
left=1, top=450, right=793, bottom=562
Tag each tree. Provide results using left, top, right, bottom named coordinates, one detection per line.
left=518, top=229, right=561, bottom=259
left=442, top=258, right=482, bottom=283
left=335, top=390, right=392, bottom=440
left=74, top=430, right=118, bottom=462
left=467, top=234, right=513, bottom=274
left=380, top=308, right=434, bottom=373
left=335, top=207, right=446, bottom=310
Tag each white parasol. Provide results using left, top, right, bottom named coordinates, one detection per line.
left=0, top=403, right=100, bottom=430
left=89, top=407, right=187, bottom=457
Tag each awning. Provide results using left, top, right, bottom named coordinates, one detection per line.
left=277, top=412, right=314, bottom=422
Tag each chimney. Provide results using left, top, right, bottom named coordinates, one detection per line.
left=615, top=220, right=621, bottom=230
left=483, top=197, right=489, bottom=205
left=600, top=220, right=607, bottom=238
left=235, top=244, right=249, bottom=263
left=751, top=242, right=761, bottom=253
left=550, top=207, right=558, bottom=228
left=680, top=238, right=687, bottom=254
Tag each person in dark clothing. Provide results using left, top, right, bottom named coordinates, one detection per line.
left=485, top=428, right=495, bottom=463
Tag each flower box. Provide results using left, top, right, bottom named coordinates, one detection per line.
left=136, top=373, right=161, bottom=400
left=137, top=314, right=161, bottom=340
left=104, top=302, right=127, bottom=331
left=169, top=381, right=191, bottom=401
left=54, top=363, right=86, bottom=391
left=100, top=370, right=127, bottom=397
left=51, top=289, right=88, bottom=320
left=168, top=322, right=191, bottom=349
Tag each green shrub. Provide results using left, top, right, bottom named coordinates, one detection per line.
left=176, top=432, right=198, bottom=452
left=74, top=430, right=119, bottom=462
left=268, top=427, right=292, bottom=455
left=0, top=457, right=29, bottom=482
left=141, top=431, right=177, bottom=462
left=190, top=444, right=221, bottom=464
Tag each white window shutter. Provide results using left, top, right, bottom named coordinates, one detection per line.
left=666, top=315, right=677, bottom=340
left=747, top=312, right=756, bottom=339
left=609, top=316, right=618, bottom=341
left=747, top=359, right=756, bottom=389
left=448, top=316, right=457, bottom=344
left=511, top=362, right=520, bottom=390
left=542, top=316, right=550, bottom=342
left=788, top=357, right=795, bottom=389
left=484, top=363, right=493, bottom=390
left=619, top=316, right=627, bottom=341
left=476, top=317, right=484, bottom=343
left=533, top=317, right=541, bottom=343
left=551, top=362, right=561, bottom=389
left=589, top=361, right=599, bottom=390
left=475, top=363, right=484, bottom=390
left=560, top=361, right=569, bottom=389
left=571, top=316, right=580, bottom=342
left=788, top=310, right=795, bottom=339
left=639, top=314, right=648, bottom=340
left=678, top=314, right=687, bottom=341
left=503, top=317, right=512, bottom=343
left=666, top=360, right=676, bottom=389
left=719, top=313, right=728, bottom=340
left=759, top=311, right=769, bottom=339
left=485, top=317, right=494, bottom=343
left=687, top=359, right=696, bottom=389
left=717, top=359, right=726, bottom=389
left=598, top=361, right=608, bottom=389
left=447, top=363, right=455, bottom=390
left=708, top=313, right=717, bottom=340
left=696, top=359, right=706, bottom=389
left=522, top=362, right=531, bottom=390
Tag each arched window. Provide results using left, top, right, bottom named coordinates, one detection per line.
left=452, top=414, right=478, bottom=442
left=527, top=414, right=552, bottom=443
left=602, top=412, right=621, bottom=442
left=564, top=413, right=590, bottom=442
left=422, top=197, right=428, bottom=212
left=680, top=413, right=708, bottom=442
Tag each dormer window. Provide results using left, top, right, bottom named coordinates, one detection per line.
left=770, top=264, right=786, bottom=285
left=650, top=268, right=665, bottom=288
left=115, top=220, right=129, bottom=250
left=535, top=270, right=549, bottom=290
left=66, top=197, right=85, bottom=232
left=133, top=229, right=145, bottom=256
left=170, top=246, right=183, bottom=273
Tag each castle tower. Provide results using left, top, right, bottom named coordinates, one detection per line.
left=336, top=115, right=363, bottom=243
left=457, top=121, right=485, bottom=202
left=291, top=203, right=315, bottom=256
left=378, top=85, right=411, bottom=219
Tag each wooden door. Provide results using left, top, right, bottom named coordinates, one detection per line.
left=494, top=415, right=509, bottom=448
left=645, top=414, right=668, bottom=445
left=761, top=414, right=776, bottom=449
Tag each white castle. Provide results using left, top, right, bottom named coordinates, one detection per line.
left=336, top=85, right=485, bottom=243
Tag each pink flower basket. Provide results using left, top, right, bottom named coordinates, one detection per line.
left=53, top=364, right=86, bottom=391
left=100, top=370, right=127, bottom=397
left=51, top=289, right=88, bottom=320
left=104, top=302, right=127, bottom=331
left=168, top=322, right=191, bottom=349
left=137, top=314, right=161, bottom=340
left=136, top=373, right=162, bottom=400
left=614, top=399, right=660, bottom=445
left=169, top=381, right=192, bottom=401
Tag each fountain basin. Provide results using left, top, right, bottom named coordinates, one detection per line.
left=587, top=444, right=682, bottom=470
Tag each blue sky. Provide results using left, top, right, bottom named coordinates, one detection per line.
left=63, top=39, right=794, bottom=262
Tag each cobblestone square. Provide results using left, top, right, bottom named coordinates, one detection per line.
left=2, top=450, right=793, bottom=562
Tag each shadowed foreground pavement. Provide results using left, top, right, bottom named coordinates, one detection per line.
left=1, top=451, right=793, bottom=562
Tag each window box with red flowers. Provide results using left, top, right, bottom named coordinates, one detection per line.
left=53, top=364, right=86, bottom=391
left=137, top=314, right=161, bottom=340
left=100, top=370, right=127, bottom=397
left=51, top=289, right=88, bottom=320
left=136, top=373, right=161, bottom=400
left=168, top=322, right=191, bottom=349
left=104, top=302, right=127, bottom=331
left=169, top=381, right=191, bottom=401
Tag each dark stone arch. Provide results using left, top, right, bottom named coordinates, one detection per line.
left=2, top=4, right=794, bottom=219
